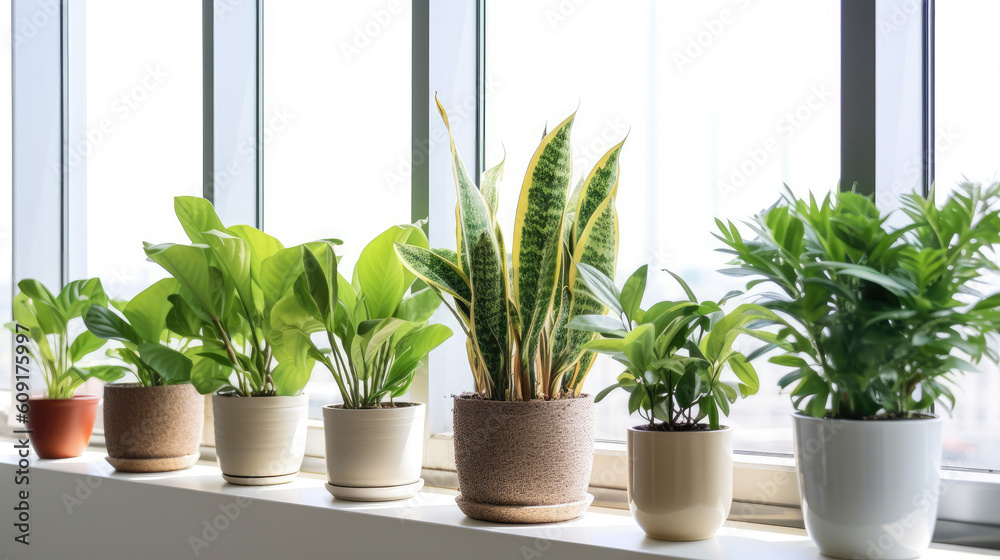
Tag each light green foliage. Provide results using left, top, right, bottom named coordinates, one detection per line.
left=394, top=97, right=626, bottom=400
left=143, top=196, right=323, bottom=397
left=716, top=183, right=1000, bottom=419
left=84, top=278, right=220, bottom=388
left=569, top=264, right=771, bottom=430
left=7, top=278, right=127, bottom=399
left=272, top=225, right=452, bottom=408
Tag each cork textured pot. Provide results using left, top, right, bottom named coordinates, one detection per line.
left=212, top=393, right=308, bottom=486
left=627, top=426, right=733, bottom=541
left=323, top=402, right=424, bottom=500
left=26, top=395, right=99, bottom=459
left=452, top=393, right=595, bottom=523
left=103, top=383, right=204, bottom=472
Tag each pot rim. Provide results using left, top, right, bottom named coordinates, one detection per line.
left=105, top=382, right=195, bottom=390
left=453, top=393, right=593, bottom=404
left=322, top=402, right=424, bottom=411
left=626, top=424, right=732, bottom=434
left=791, top=410, right=941, bottom=423
left=211, top=392, right=308, bottom=408
left=28, top=394, right=99, bottom=403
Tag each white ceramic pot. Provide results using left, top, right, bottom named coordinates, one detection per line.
left=322, top=403, right=425, bottom=501
left=212, top=393, right=308, bottom=485
left=627, top=426, right=732, bottom=541
left=792, top=412, right=942, bottom=560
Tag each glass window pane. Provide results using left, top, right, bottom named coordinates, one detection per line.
left=263, top=0, right=412, bottom=418
left=934, top=0, right=1000, bottom=470
left=84, top=0, right=202, bottom=302
left=485, top=0, right=840, bottom=451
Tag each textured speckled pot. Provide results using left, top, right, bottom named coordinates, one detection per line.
left=103, top=383, right=204, bottom=472
left=26, top=395, right=99, bottom=459
left=452, top=394, right=595, bottom=523
left=212, top=393, right=308, bottom=486
left=793, top=412, right=942, bottom=560
left=323, top=403, right=424, bottom=500
left=627, top=426, right=732, bottom=541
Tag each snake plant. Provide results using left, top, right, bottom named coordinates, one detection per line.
left=395, top=97, right=626, bottom=400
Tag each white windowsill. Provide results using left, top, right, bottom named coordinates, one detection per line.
left=1, top=442, right=995, bottom=560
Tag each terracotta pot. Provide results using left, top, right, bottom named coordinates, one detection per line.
left=793, top=413, right=942, bottom=560
left=212, top=393, right=308, bottom=485
left=26, top=395, right=99, bottom=459
left=323, top=403, right=424, bottom=501
left=627, top=425, right=733, bottom=541
left=452, top=394, right=595, bottom=523
left=103, top=383, right=204, bottom=472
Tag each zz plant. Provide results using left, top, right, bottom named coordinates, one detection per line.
left=275, top=224, right=452, bottom=408
left=716, top=183, right=1000, bottom=419
left=395, top=97, right=626, bottom=400
left=569, top=264, right=772, bottom=430
left=143, top=196, right=319, bottom=397
left=7, top=278, right=127, bottom=399
left=84, top=278, right=221, bottom=387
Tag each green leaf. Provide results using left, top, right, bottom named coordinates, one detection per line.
left=619, top=265, right=648, bottom=322
left=271, top=361, right=313, bottom=397
left=69, top=331, right=107, bottom=363
left=144, top=242, right=221, bottom=319
left=566, top=314, right=627, bottom=335
left=227, top=224, right=285, bottom=285
left=729, top=353, right=759, bottom=397
left=84, top=305, right=141, bottom=345
left=355, top=224, right=428, bottom=319
left=123, top=278, right=180, bottom=343
left=395, top=287, right=442, bottom=323
left=138, top=343, right=194, bottom=382
left=57, top=278, right=109, bottom=319
left=76, top=365, right=129, bottom=383
left=394, top=243, right=472, bottom=305
left=573, top=261, right=624, bottom=318
left=190, top=349, right=233, bottom=394
left=675, top=367, right=702, bottom=408
left=594, top=382, right=620, bottom=403
left=622, top=324, right=655, bottom=373
left=574, top=138, right=624, bottom=243
left=174, top=196, right=226, bottom=245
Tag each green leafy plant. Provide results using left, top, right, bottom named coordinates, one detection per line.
left=716, top=183, right=1000, bottom=419
left=273, top=224, right=453, bottom=409
left=143, top=196, right=321, bottom=397
left=395, top=97, right=626, bottom=400
left=7, top=278, right=127, bottom=399
left=83, top=278, right=221, bottom=387
left=569, top=264, right=772, bottom=430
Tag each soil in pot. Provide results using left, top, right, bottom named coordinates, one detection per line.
left=452, top=393, right=595, bottom=523
left=627, top=424, right=732, bottom=541
left=212, top=393, right=308, bottom=486
left=26, top=395, right=100, bottom=459
left=103, top=383, right=204, bottom=472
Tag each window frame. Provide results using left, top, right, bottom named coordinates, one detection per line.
left=7, top=0, right=1000, bottom=541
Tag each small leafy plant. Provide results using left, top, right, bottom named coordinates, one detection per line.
left=84, top=278, right=220, bottom=387
left=569, top=264, right=772, bottom=430
left=716, top=183, right=1000, bottom=419
left=275, top=225, right=452, bottom=409
left=8, top=278, right=127, bottom=399
left=143, top=196, right=319, bottom=397
left=395, top=97, right=626, bottom=400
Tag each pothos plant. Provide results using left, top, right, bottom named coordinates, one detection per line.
left=84, top=278, right=224, bottom=387
left=395, top=97, right=626, bottom=400
left=569, top=263, right=773, bottom=430
left=7, top=278, right=127, bottom=399
left=275, top=224, right=452, bottom=409
left=716, top=183, right=1000, bottom=419
left=143, top=196, right=322, bottom=397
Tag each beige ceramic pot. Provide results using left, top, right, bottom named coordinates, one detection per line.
left=627, top=425, right=733, bottom=541
left=452, top=394, right=595, bottom=523
left=322, top=402, right=424, bottom=501
left=212, top=393, right=308, bottom=485
left=103, top=383, right=204, bottom=472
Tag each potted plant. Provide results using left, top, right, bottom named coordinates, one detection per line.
left=7, top=278, right=127, bottom=458
left=569, top=263, right=771, bottom=540
left=716, top=184, right=1000, bottom=559
left=144, top=196, right=317, bottom=485
left=83, top=278, right=213, bottom=472
left=394, top=97, right=626, bottom=523
left=274, top=224, right=452, bottom=501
